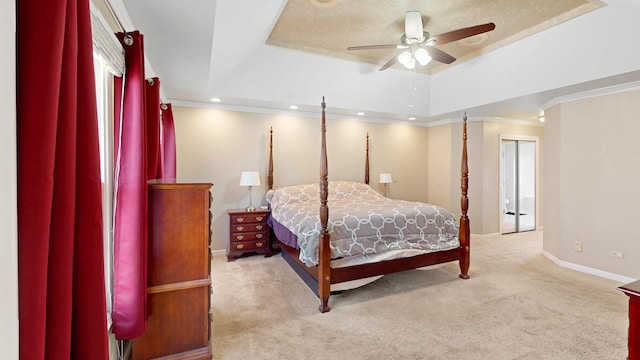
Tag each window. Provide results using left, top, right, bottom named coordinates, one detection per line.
left=90, top=0, right=124, bottom=330
left=93, top=54, right=115, bottom=326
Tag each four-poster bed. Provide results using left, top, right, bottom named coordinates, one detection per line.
left=266, top=98, right=470, bottom=313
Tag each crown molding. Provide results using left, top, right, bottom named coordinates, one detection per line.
left=540, top=80, right=640, bottom=111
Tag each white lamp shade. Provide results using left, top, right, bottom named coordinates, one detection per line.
left=379, top=173, right=393, bottom=184
left=414, top=48, right=432, bottom=66
left=239, top=171, right=261, bottom=187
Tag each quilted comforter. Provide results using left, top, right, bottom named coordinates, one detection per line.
left=267, top=181, right=460, bottom=267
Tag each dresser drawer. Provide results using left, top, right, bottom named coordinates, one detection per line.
left=230, top=231, right=268, bottom=242
left=230, top=239, right=269, bottom=252
left=230, top=213, right=268, bottom=225
left=231, top=223, right=267, bottom=233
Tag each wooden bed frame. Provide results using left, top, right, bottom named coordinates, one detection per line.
left=267, top=98, right=470, bottom=313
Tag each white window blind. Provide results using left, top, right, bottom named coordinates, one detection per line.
left=90, top=1, right=124, bottom=76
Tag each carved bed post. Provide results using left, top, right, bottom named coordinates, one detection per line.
left=318, top=97, right=331, bottom=312
left=459, top=113, right=470, bottom=279
left=365, top=133, right=370, bottom=185
left=268, top=127, right=274, bottom=191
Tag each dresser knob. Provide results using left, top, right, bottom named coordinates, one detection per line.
left=256, top=233, right=263, bottom=239
left=256, top=242, right=263, bottom=247
left=236, top=243, right=244, bottom=249
left=256, top=216, right=263, bottom=221
left=236, top=226, right=244, bottom=231
left=256, top=225, right=263, bottom=230
left=236, top=235, right=244, bottom=240
left=237, top=217, right=244, bottom=223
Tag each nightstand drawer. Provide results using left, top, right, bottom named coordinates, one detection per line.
left=230, top=231, right=268, bottom=242
left=231, top=223, right=267, bottom=233
left=230, top=213, right=267, bottom=224
left=230, top=240, right=269, bottom=252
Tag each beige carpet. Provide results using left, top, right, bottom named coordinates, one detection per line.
left=210, top=231, right=630, bottom=359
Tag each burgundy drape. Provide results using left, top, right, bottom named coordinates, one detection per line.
left=16, top=0, right=109, bottom=358
left=112, top=31, right=148, bottom=339
left=146, top=77, right=161, bottom=179
left=160, top=103, right=177, bottom=178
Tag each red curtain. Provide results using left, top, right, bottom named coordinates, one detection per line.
left=146, top=77, right=161, bottom=179
left=112, top=31, right=148, bottom=339
left=160, top=103, right=177, bottom=179
left=16, top=0, right=109, bottom=358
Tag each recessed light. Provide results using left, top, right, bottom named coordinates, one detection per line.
left=357, top=112, right=365, bottom=116
left=210, top=97, right=221, bottom=102
left=408, top=117, right=416, bottom=121
left=289, top=105, right=298, bottom=110
left=408, top=104, right=414, bottom=108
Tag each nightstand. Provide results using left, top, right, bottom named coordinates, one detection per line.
left=227, top=209, right=274, bottom=261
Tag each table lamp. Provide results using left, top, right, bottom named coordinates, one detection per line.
left=239, top=171, right=260, bottom=211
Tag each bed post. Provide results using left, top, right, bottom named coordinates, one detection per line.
left=459, top=113, right=470, bottom=279
left=268, top=126, right=274, bottom=191
left=318, top=97, right=331, bottom=312
left=365, top=133, right=370, bottom=185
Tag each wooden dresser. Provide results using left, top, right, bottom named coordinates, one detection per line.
left=132, top=181, right=213, bottom=360
left=227, top=209, right=274, bottom=261
left=619, top=280, right=640, bottom=360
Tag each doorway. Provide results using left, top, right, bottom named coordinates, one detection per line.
left=500, top=138, right=537, bottom=234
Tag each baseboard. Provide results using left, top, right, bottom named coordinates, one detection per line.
left=211, top=249, right=226, bottom=257
left=542, top=250, right=637, bottom=284
left=471, top=232, right=501, bottom=238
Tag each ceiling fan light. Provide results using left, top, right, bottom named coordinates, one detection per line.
left=405, top=57, right=416, bottom=69
left=414, top=48, right=431, bottom=66
left=398, top=51, right=412, bottom=67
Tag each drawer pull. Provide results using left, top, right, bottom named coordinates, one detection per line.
left=256, top=225, right=263, bottom=230
left=256, top=242, right=263, bottom=247
left=236, top=217, right=244, bottom=223
left=256, top=216, right=264, bottom=221
left=236, top=235, right=244, bottom=240
left=256, top=233, right=263, bottom=239
left=236, top=243, right=244, bottom=249
left=236, top=226, right=244, bottom=231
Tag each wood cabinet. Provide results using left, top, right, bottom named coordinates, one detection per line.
left=619, top=280, right=640, bottom=360
left=132, top=181, right=213, bottom=360
left=227, top=209, right=274, bottom=261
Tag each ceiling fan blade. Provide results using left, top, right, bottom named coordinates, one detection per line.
left=404, top=11, right=424, bottom=41
left=425, top=47, right=456, bottom=64
left=347, top=44, right=399, bottom=51
left=379, top=55, right=398, bottom=71
left=430, top=23, right=496, bottom=45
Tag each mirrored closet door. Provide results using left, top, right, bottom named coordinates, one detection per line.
left=501, top=139, right=536, bottom=234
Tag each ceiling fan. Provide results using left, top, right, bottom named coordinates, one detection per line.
left=347, top=11, right=496, bottom=71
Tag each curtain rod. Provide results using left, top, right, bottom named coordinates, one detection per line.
left=104, top=0, right=126, bottom=33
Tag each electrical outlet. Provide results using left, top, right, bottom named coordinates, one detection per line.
left=573, top=242, right=582, bottom=252
left=609, top=250, right=624, bottom=259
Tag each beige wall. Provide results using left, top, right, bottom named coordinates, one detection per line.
left=428, top=120, right=543, bottom=235
left=1, top=0, right=19, bottom=357
left=543, top=88, right=640, bottom=279
left=173, top=106, right=431, bottom=252
left=427, top=123, right=452, bottom=210
left=174, top=105, right=548, bottom=252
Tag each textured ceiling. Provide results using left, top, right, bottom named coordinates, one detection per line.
left=113, top=0, right=640, bottom=124
left=268, top=0, right=603, bottom=73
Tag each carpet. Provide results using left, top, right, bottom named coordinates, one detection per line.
left=210, top=231, right=629, bottom=359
